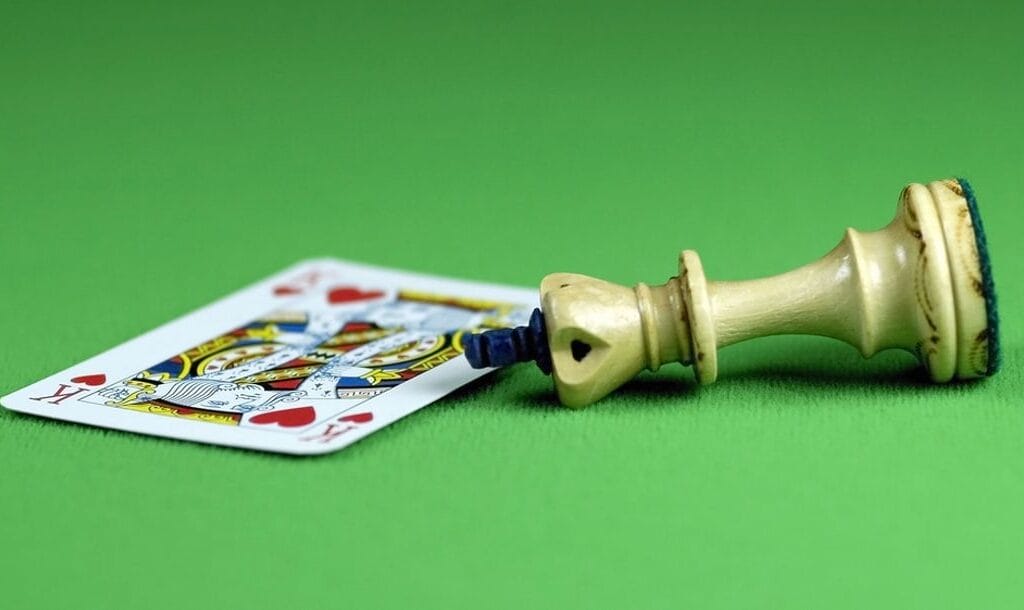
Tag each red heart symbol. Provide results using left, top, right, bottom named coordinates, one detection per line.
left=327, top=286, right=385, bottom=305
left=249, top=406, right=317, bottom=428
left=340, top=411, right=373, bottom=424
left=71, top=373, right=106, bottom=386
left=273, top=285, right=302, bottom=296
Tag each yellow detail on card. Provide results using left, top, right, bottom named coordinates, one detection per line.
left=116, top=402, right=241, bottom=426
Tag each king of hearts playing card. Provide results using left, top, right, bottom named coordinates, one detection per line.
left=1, top=259, right=536, bottom=454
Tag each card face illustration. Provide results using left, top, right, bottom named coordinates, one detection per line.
left=1, top=259, right=536, bottom=454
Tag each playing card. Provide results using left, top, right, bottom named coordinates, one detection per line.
left=1, top=259, right=536, bottom=454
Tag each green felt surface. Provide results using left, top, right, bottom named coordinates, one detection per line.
left=1, top=1, right=1022, bottom=607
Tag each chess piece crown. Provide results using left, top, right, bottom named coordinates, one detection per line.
left=463, top=179, right=1000, bottom=408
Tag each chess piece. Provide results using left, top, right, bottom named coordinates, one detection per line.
left=463, top=179, right=1000, bottom=408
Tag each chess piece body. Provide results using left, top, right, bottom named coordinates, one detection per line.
left=464, top=179, right=999, bottom=408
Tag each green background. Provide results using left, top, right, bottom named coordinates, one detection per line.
left=2, top=1, right=1021, bottom=607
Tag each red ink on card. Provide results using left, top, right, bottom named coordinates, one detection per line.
left=340, top=412, right=373, bottom=424
left=249, top=406, right=316, bottom=428
left=273, top=285, right=303, bottom=296
left=70, top=373, right=106, bottom=386
left=300, top=423, right=358, bottom=444
left=327, top=287, right=385, bottom=305
left=31, top=384, right=88, bottom=405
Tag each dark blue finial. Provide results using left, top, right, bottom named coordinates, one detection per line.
left=461, top=308, right=552, bottom=374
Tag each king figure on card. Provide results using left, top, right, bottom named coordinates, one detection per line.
left=463, top=179, right=1001, bottom=408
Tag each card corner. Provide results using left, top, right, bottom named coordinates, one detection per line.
left=0, top=392, right=26, bottom=413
